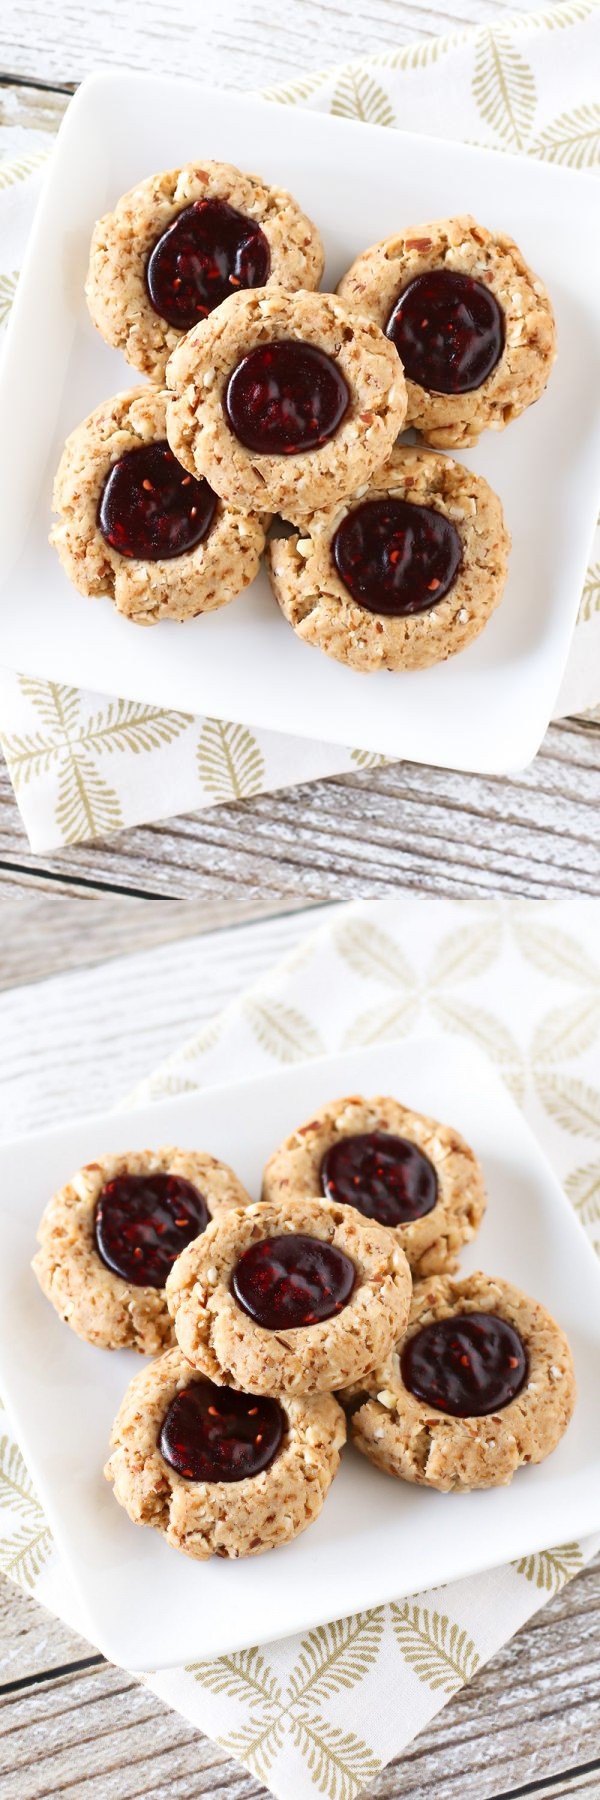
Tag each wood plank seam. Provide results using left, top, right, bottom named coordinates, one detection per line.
left=493, top=1758, right=600, bottom=1800
left=0, top=1656, right=103, bottom=1697
left=0, top=859, right=163, bottom=900
left=0, top=70, right=75, bottom=92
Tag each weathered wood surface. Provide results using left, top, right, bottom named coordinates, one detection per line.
left=1, top=1553, right=599, bottom=1800
left=0, top=0, right=543, bottom=90
left=0, top=896, right=599, bottom=1799
left=2, top=715, right=600, bottom=901
left=0, top=901, right=323, bottom=1129
left=0, top=893, right=314, bottom=991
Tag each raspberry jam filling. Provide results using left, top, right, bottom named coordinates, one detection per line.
left=98, top=441, right=217, bottom=561
left=145, top=198, right=271, bottom=331
left=386, top=269, right=505, bottom=395
left=320, top=1131, right=438, bottom=1228
left=94, top=1172, right=209, bottom=1288
left=224, top=340, right=350, bottom=455
left=232, top=1233, right=356, bottom=1329
left=331, top=497, right=462, bottom=616
left=159, top=1378, right=284, bottom=1482
left=400, top=1311, right=528, bottom=1417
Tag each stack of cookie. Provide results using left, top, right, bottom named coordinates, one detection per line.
left=262, top=1096, right=575, bottom=1494
left=32, top=1094, right=575, bottom=1562
left=49, top=159, right=556, bottom=669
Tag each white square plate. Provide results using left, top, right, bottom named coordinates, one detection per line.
left=1, top=73, right=600, bottom=774
left=0, top=1035, right=599, bottom=1671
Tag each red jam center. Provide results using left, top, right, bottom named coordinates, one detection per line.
left=332, top=497, right=462, bottom=616
left=320, top=1130, right=438, bottom=1228
left=232, top=1233, right=356, bottom=1329
left=400, top=1311, right=528, bottom=1417
left=94, top=1172, right=209, bottom=1288
left=386, top=269, right=505, bottom=395
left=224, top=340, right=350, bottom=455
left=159, top=1378, right=284, bottom=1482
left=145, top=198, right=271, bottom=331
left=98, top=441, right=217, bottom=561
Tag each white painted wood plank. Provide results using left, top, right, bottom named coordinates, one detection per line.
left=0, top=0, right=543, bottom=90
left=0, top=1581, right=98, bottom=1690
left=2, top=718, right=600, bottom=902
left=0, top=894, right=315, bottom=992
left=0, top=904, right=328, bottom=1134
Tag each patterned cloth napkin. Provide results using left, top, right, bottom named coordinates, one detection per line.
left=0, top=0, right=599, bottom=851
left=2, top=896, right=599, bottom=1800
